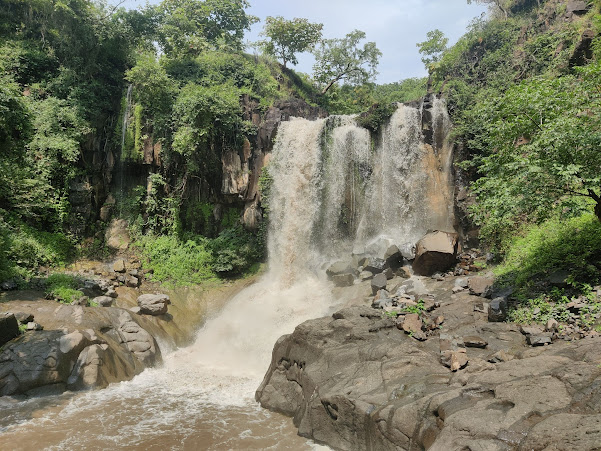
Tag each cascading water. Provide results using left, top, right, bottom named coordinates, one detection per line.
left=117, top=84, right=133, bottom=196
left=0, top=98, right=454, bottom=450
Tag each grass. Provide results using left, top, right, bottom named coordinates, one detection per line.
left=46, top=273, right=84, bottom=304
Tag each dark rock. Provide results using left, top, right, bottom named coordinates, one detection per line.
left=412, top=231, right=458, bottom=276
left=371, top=273, right=388, bottom=295
left=331, top=273, right=354, bottom=287
left=548, top=270, right=570, bottom=288
left=363, top=257, right=388, bottom=274
left=383, top=267, right=394, bottom=280
left=137, top=293, right=171, bottom=316
left=384, top=245, right=403, bottom=268
left=488, top=296, right=508, bottom=322
left=0, top=313, right=20, bottom=346
left=1, top=280, right=18, bottom=291
left=13, top=312, right=34, bottom=324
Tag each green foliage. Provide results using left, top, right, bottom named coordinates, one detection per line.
left=416, top=29, right=448, bottom=70
left=209, top=226, right=263, bottom=275
left=260, top=16, right=323, bottom=68
left=313, top=30, right=382, bottom=95
left=46, top=273, right=83, bottom=304
left=496, top=214, right=601, bottom=290
left=356, top=103, right=396, bottom=133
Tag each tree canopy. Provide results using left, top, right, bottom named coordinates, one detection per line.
left=416, top=29, right=448, bottom=70
left=313, top=30, right=381, bottom=95
left=260, top=16, right=323, bottom=68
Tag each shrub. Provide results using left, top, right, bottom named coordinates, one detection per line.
left=46, top=273, right=83, bottom=304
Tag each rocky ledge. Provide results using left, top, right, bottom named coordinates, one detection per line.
left=256, top=277, right=601, bottom=450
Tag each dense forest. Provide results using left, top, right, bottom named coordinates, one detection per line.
left=1, top=0, right=601, bottom=322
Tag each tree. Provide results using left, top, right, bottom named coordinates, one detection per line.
left=313, top=30, right=381, bottom=95
left=259, top=16, right=323, bottom=68
left=416, top=29, right=448, bottom=70
left=157, top=0, right=258, bottom=55
left=466, top=0, right=512, bottom=20
left=467, top=63, right=601, bottom=245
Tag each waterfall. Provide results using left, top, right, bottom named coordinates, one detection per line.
left=0, top=99, right=455, bottom=450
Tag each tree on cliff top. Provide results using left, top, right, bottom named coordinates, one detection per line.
left=313, top=30, right=381, bottom=95
left=466, top=0, right=513, bottom=19
left=260, top=16, right=323, bottom=68
left=416, top=29, right=448, bottom=71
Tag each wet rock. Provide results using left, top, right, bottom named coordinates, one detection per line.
left=467, top=276, right=493, bottom=297
left=13, top=312, right=34, bottom=324
left=92, top=296, right=114, bottom=307
left=326, top=261, right=353, bottom=278
left=137, top=293, right=171, bottom=316
left=331, top=273, right=354, bottom=287
left=113, top=259, right=126, bottom=273
left=384, top=245, right=403, bottom=268
left=363, top=257, right=388, bottom=275
left=463, top=336, right=488, bottom=348
left=0, top=313, right=20, bottom=346
left=399, top=242, right=416, bottom=260
left=412, top=231, right=458, bottom=276
left=371, top=273, right=388, bottom=295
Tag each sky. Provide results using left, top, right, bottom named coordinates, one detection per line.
left=110, top=0, right=488, bottom=84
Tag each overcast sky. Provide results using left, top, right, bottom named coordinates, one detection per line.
left=111, top=0, right=488, bottom=84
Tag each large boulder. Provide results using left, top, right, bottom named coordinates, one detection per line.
left=326, top=261, right=353, bottom=279
left=137, top=294, right=171, bottom=316
left=0, top=313, right=20, bottom=347
left=412, top=231, right=458, bottom=276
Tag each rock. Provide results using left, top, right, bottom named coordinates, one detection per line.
left=105, top=288, right=118, bottom=298
left=546, top=318, right=559, bottom=332
left=527, top=334, right=553, bottom=346
left=113, top=259, right=126, bottom=273
left=26, top=322, right=43, bottom=331
left=455, top=277, right=469, bottom=289
left=331, top=273, right=354, bottom=287
left=412, top=231, right=458, bottom=276
left=137, top=293, right=171, bottom=316
left=548, top=270, right=570, bottom=288
left=383, top=267, right=394, bottom=280
left=520, top=325, right=544, bottom=336
left=463, top=336, right=488, bottom=348
left=0, top=313, right=20, bottom=346
left=72, top=296, right=89, bottom=306
left=129, top=307, right=141, bottom=315
left=363, top=257, right=388, bottom=275
left=365, top=237, right=395, bottom=258
left=326, top=261, right=353, bottom=278
left=105, top=218, right=131, bottom=251
left=452, top=286, right=464, bottom=294
left=126, top=276, right=140, bottom=288
left=1, top=280, right=18, bottom=291
left=488, top=296, right=508, bottom=322
left=487, top=349, right=514, bottom=363
left=467, top=276, right=493, bottom=296
left=399, top=242, right=416, bottom=260
left=92, top=296, right=114, bottom=307
left=371, top=273, right=388, bottom=295
left=359, top=271, right=374, bottom=281
left=384, top=245, right=403, bottom=268
left=473, top=302, right=487, bottom=313
left=441, top=350, right=468, bottom=371
left=399, top=313, right=425, bottom=340
left=13, top=312, right=34, bottom=324
left=567, top=0, right=589, bottom=14
left=395, top=266, right=412, bottom=279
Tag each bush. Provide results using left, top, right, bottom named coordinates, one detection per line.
left=209, top=226, right=263, bottom=276
left=46, top=273, right=83, bottom=304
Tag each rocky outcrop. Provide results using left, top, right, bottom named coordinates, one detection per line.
left=137, top=293, right=170, bottom=316
left=0, top=306, right=161, bottom=396
left=256, top=304, right=601, bottom=450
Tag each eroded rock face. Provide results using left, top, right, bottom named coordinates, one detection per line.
left=0, top=307, right=161, bottom=396
left=256, top=306, right=601, bottom=450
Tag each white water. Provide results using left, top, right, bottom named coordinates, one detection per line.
left=0, top=99, right=453, bottom=450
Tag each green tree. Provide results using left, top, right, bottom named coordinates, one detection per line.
left=313, top=30, right=381, bottom=95
left=466, top=0, right=513, bottom=19
left=156, top=0, right=258, bottom=55
left=259, top=16, right=323, bottom=68
left=416, top=29, right=448, bottom=70
left=467, top=63, right=601, bottom=246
